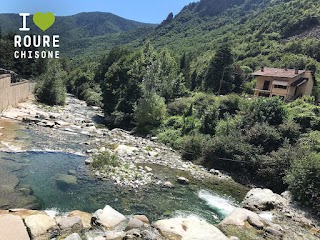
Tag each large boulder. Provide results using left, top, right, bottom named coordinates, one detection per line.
left=219, top=208, right=264, bottom=228
left=92, top=205, right=127, bottom=230
left=64, top=233, right=82, bottom=240
left=68, top=210, right=92, bottom=229
left=153, top=216, right=229, bottom=240
left=57, top=216, right=83, bottom=233
left=24, top=214, right=57, bottom=239
left=0, top=214, right=30, bottom=240
left=241, top=188, right=288, bottom=211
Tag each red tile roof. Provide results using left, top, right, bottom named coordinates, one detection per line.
left=252, top=67, right=305, bottom=78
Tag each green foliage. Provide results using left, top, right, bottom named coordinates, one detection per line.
left=167, top=98, right=193, bottom=116
left=244, top=97, right=287, bottom=126
left=199, top=105, right=219, bottom=135
left=134, top=93, right=166, bottom=128
left=156, top=129, right=184, bottom=149
left=215, top=115, right=242, bottom=137
left=35, top=61, right=67, bottom=106
left=181, top=134, right=209, bottom=161
left=245, top=123, right=282, bottom=154
left=285, top=153, right=320, bottom=216
left=204, top=44, right=234, bottom=93
left=91, top=152, right=120, bottom=169
left=287, top=98, right=320, bottom=132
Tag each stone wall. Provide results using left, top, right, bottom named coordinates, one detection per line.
left=0, top=74, right=35, bottom=112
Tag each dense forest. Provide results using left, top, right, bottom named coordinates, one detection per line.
left=0, top=0, right=320, bottom=216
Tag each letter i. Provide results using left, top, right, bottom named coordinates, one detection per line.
left=19, top=13, right=30, bottom=31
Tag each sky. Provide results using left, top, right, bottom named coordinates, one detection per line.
left=0, top=0, right=198, bottom=23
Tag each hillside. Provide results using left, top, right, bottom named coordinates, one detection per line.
left=147, top=0, right=320, bottom=75
left=0, top=12, right=155, bottom=56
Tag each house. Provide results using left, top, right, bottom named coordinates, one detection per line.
left=252, top=67, right=315, bottom=101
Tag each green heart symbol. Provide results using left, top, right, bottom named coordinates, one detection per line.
left=33, top=12, right=55, bottom=31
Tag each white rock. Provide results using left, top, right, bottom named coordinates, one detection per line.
left=64, top=233, right=82, bottom=240
left=154, top=216, right=229, bottom=240
left=24, top=214, right=57, bottom=238
left=92, top=205, right=127, bottom=230
left=0, top=214, right=30, bottom=240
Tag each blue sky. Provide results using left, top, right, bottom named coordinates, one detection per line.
left=0, top=0, right=198, bottom=23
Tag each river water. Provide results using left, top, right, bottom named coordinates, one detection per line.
left=0, top=151, right=242, bottom=223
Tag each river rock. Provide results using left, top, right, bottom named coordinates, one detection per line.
left=163, top=181, right=175, bottom=188
left=247, top=215, right=264, bottom=229
left=219, top=208, right=264, bottom=228
left=154, top=216, right=229, bottom=240
left=115, top=145, right=138, bottom=155
left=134, top=215, right=150, bottom=224
left=55, top=174, right=78, bottom=189
left=68, top=210, right=92, bottom=229
left=177, top=177, right=189, bottom=185
left=241, top=188, right=288, bottom=211
left=8, top=209, right=47, bottom=219
left=105, top=231, right=125, bottom=240
left=92, top=205, right=127, bottom=230
left=0, top=214, right=30, bottom=240
left=64, top=233, right=82, bottom=240
left=24, top=214, right=57, bottom=239
left=126, top=218, right=144, bottom=230
left=57, top=216, right=83, bottom=233
left=141, top=228, right=164, bottom=240
left=55, top=120, right=70, bottom=126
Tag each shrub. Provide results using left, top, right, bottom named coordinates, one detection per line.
left=285, top=153, right=320, bottom=216
left=181, top=134, right=209, bottom=161
left=245, top=123, right=282, bottom=153
left=35, top=61, right=67, bottom=106
left=157, top=128, right=183, bottom=149
left=244, top=97, right=287, bottom=126
left=218, top=94, right=242, bottom=118
left=199, top=105, right=219, bottom=135
left=278, top=121, right=301, bottom=144
left=167, top=97, right=193, bottom=116
left=287, top=98, right=320, bottom=132
left=201, top=135, right=257, bottom=172
left=134, top=93, right=166, bottom=128
left=215, top=115, right=243, bottom=136
left=91, top=152, right=120, bottom=169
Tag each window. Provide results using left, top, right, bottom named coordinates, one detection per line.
left=263, top=81, right=270, bottom=90
left=259, top=93, right=270, bottom=97
left=274, top=85, right=287, bottom=89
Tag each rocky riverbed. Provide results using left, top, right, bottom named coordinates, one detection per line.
left=0, top=95, right=242, bottom=191
left=0, top=188, right=319, bottom=240
left=0, top=95, right=319, bottom=239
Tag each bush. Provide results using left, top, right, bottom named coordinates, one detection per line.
left=285, top=153, right=320, bottom=216
left=157, top=129, right=184, bottom=149
left=245, top=123, right=282, bottom=153
left=287, top=98, right=320, bottom=132
left=215, top=115, right=243, bottom=136
left=199, top=105, right=219, bottom=135
left=181, top=134, right=209, bottom=161
left=134, top=93, right=166, bottom=128
left=167, top=97, right=193, bottom=116
left=35, top=61, right=67, bottom=106
left=244, top=97, right=287, bottom=126
left=278, top=121, right=301, bottom=144
left=218, top=94, right=242, bottom=118
left=201, top=135, right=257, bottom=172
left=91, top=152, right=120, bottom=169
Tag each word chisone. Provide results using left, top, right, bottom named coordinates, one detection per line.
left=14, top=35, right=60, bottom=59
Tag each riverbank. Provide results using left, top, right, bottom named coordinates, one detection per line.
left=0, top=95, right=245, bottom=192
left=0, top=188, right=318, bottom=240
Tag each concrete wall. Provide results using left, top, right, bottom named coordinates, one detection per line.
left=0, top=74, right=35, bottom=112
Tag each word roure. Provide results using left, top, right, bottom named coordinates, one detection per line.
left=14, top=13, right=60, bottom=59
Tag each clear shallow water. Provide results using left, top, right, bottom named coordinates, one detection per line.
left=0, top=151, right=239, bottom=223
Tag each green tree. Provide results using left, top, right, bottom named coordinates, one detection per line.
left=35, top=61, right=67, bottom=106
left=204, top=44, right=234, bottom=94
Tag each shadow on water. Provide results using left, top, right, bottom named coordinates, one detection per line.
left=0, top=151, right=245, bottom=223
